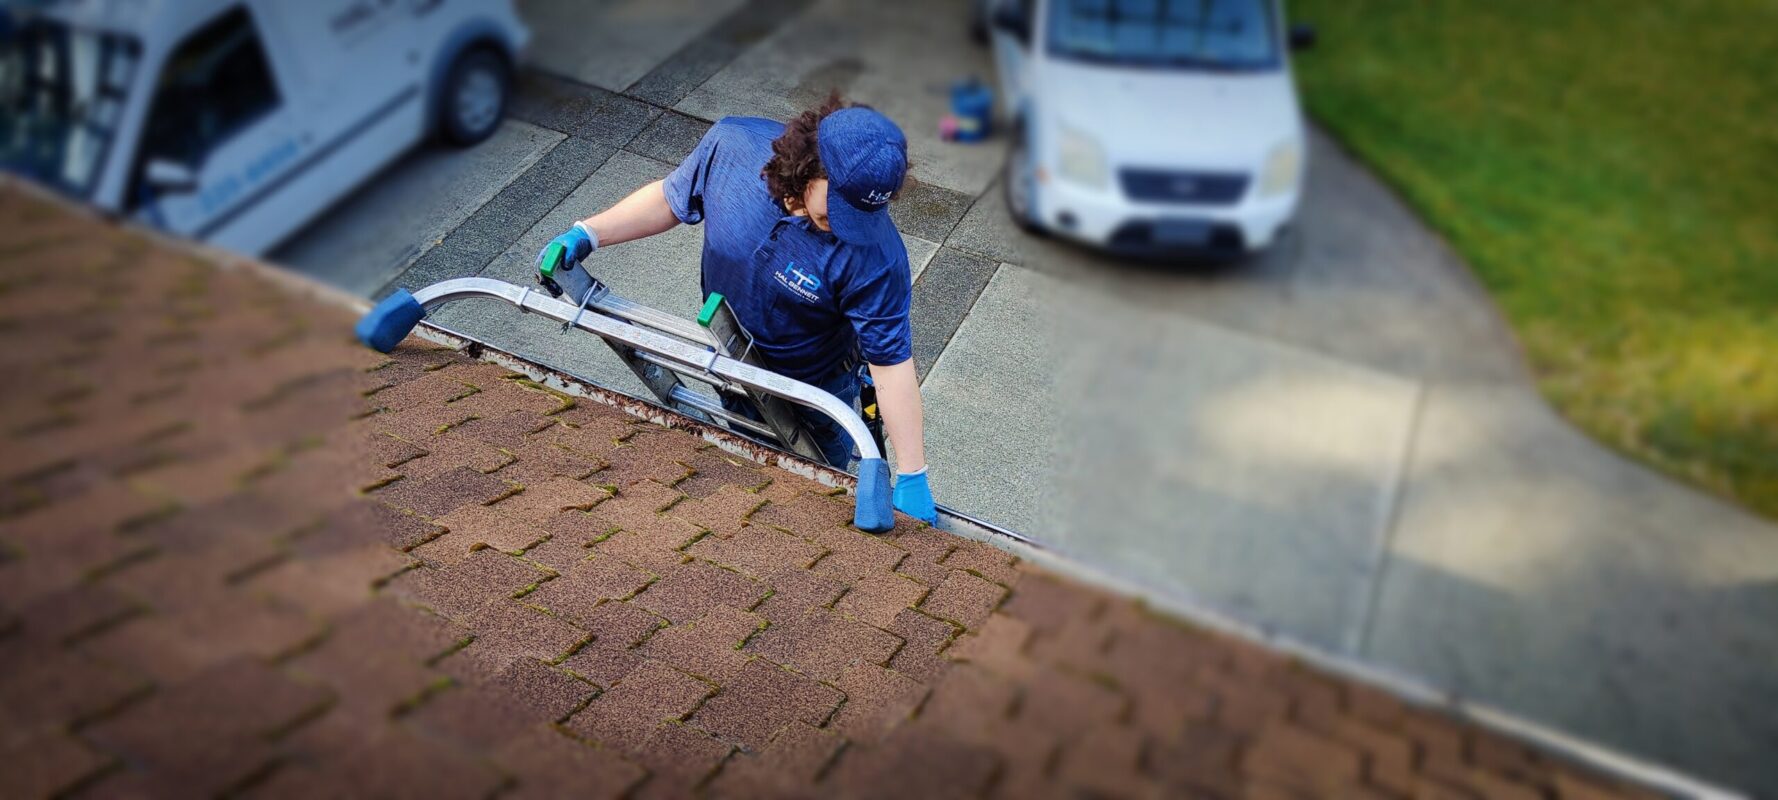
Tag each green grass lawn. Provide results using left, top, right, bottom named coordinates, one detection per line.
left=1286, top=1, right=1778, bottom=519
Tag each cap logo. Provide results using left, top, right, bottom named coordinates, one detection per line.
left=861, top=188, right=893, bottom=206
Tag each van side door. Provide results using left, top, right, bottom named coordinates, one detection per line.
left=253, top=0, right=424, bottom=150
left=126, top=7, right=298, bottom=243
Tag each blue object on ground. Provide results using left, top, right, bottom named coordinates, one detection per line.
left=892, top=468, right=937, bottom=523
left=950, top=79, right=993, bottom=142
left=355, top=289, right=425, bottom=353
left=854, top=457, right=895, bottom=532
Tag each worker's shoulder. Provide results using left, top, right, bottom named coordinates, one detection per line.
left=688, top=117, right=783, bottom=165
left=710, top=116, right=787, bottom=142
left=838, top=235, right=911, bottom=276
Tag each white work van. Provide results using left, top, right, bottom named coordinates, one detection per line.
left=987, top=0, right=1315, bottom=259
left=0, top=0, right=527, bottom=255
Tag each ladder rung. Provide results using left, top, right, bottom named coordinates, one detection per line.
left=667, top=385, right=777, bottom=438
left=632, top=351, right=734, bottom=392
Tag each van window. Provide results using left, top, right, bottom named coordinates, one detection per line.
left=1049, top=0, right=1280, bottom=70
left=137, top=8, right=279, bottom=170
left=0, top=19, right=141, bottom=198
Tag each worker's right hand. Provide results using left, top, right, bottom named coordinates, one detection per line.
left=892, top=468, right=937, bottom=524
left=539, top=222, right=597, bottom=270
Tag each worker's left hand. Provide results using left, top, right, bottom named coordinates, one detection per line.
left=539, top=222, right=597, bottom=270
left=892, top=468, right=937, bottom=524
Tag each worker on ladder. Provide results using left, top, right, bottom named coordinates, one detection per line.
left=536, top=94, right=936, bottom=524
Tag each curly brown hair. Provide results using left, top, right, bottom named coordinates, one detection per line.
left=763, top=92, right=896, bottom=212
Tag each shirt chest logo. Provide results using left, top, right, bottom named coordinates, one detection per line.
left=774, top=261, right=823, bottom=303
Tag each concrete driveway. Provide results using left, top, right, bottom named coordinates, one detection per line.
left=926, top=130, right=1778, bottom=794
left=269, top=0, right=1778, bottom=792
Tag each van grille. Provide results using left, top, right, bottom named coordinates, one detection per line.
left=1119, top=168, right=1249, bottom=205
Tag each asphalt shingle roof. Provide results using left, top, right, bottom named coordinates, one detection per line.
left=0, top=185, right=1658, bottom=799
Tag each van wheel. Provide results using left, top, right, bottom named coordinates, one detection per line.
left=440, top=48, right=508, bottom=146
left=1004, top=124, right=1045, bottom=235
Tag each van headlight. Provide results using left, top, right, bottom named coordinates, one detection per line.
left=1057, top=124, right=1109, bottom=189
left=1258, top=139, right=1303, bottom=198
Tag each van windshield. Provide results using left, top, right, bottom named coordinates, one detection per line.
left=0, top=16, right=140, bottom=198
left=1047, top=0, right=1280, bottom=70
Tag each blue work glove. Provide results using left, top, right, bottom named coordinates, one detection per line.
left=892, top=467, right=937, bottom=523
left=538, top=221, right=597, bottom=270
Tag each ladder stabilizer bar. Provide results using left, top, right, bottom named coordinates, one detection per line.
left=356, top=281, right=895, bottom=532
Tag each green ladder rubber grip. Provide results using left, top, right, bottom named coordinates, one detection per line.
left=697, top=293, right=724, bottom=328
left=539, top=242, right=566, bottom=278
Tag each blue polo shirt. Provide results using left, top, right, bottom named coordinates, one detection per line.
left=662, top=117, right=913, bottom=382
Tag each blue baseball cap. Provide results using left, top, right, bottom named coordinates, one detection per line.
left=818, top=107, right=908, bottom=246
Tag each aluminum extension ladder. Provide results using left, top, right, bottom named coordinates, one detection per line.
left=355, top=271, right=896, bottom=532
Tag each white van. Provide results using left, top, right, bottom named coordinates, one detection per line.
left=0, top=0, right=527, bottom=255
left=988, top=0, right=1314, bottom=258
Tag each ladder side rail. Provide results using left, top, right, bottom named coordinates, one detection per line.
left=589, top=292, right=716, bottom=345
